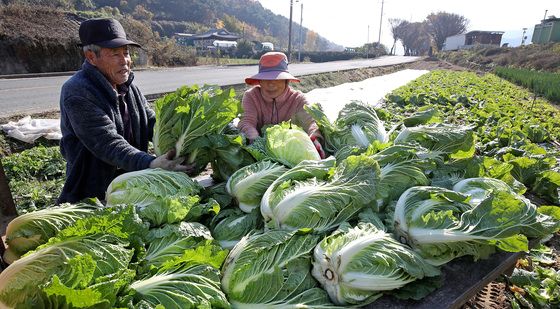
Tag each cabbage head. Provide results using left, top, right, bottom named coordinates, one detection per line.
left=393, top=124, right=475, bottom=159
left=393, top=186, right=551, bottom=265
left=221, top=230, right=338, bottom=308
left=5, top=200, right=101, bottom=260
left=312, top=222, right=440, bottom=305
left=106, top=169, right=215, bottom=226
left=1, top=206, right=147, bottom=308
left=153, top=84, right=239, bottom=158
left=208, top=208, right=263, bottom=249
left=261, top=155, right=380, bottom=233
left=265, top=122, right=321, bottom=167
left=226, top=160, right=288, bottom=213
left=305, top=101, right=388, bottom=155
left=127, top=264, right=230, bottom=309
left=141, top=222, right=217, bottom=273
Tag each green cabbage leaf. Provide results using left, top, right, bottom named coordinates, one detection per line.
left=153, top=84, right=239, bottom=158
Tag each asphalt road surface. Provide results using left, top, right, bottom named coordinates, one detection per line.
left=0, top=55, right=420, bottom=117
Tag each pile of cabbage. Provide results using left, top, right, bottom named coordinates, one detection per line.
left=2, top=90, right=560, bottom=308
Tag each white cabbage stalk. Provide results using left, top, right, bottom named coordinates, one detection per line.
left=106, top=168, right=203, bottom=226
left=312, top=223, right=440, bottom=305
left=350, top=124, right=370, bottom=147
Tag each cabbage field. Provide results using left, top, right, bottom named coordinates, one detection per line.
left=1, top=69, right=560, bottom=308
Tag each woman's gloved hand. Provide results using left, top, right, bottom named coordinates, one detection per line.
left=310, top=134, right=326, bottom=159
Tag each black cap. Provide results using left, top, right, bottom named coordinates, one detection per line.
left=78, top=18, right=141, bottom=48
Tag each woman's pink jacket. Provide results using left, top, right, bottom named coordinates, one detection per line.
left=237, top=85, right=320, bottom=141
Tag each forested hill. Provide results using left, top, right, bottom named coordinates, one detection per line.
left=0, top=0, right=343, bottom=51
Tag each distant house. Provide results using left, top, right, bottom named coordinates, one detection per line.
left=532, top=16, right=560, bottom=44
left=175, top=28, right=239, bottom=49
left=442, top=31, right=504, bottom=51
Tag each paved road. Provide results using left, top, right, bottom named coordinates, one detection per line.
left=0, top=56, right=420, bottom=117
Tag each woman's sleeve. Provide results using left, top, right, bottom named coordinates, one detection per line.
left=237, top=91, right=261, bottom=141
left=295, top=94, right=323, bottom=140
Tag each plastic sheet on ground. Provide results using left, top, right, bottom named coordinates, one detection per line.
left=305, top=69, right=429, bottom=122
left=1, top=116, right=61, bottom=143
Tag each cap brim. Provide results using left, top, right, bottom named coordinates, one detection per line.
left=77, top=38, right=141, bottom=48
left=245, top=71, right=300, bottom=85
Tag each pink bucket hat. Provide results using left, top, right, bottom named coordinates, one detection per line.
left=245, top=52, right=300, bottom=85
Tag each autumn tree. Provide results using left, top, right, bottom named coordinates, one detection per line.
left=388, top=18, right=404, bottom=55
left=304, top=30, right=318, bottom=51
left=221, top=14, right=244, bottom=35
left=395, top=21, right=431, bottom=56
left=426, top=12, right=469, bottom=51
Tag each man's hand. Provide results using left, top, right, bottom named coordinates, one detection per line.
left=149, top=149, right=194, bottom=173
left=310, top=134, right=326, bottom=159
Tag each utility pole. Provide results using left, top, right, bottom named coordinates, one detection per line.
left=287, top=0, right=294, bottom=61
left=366, top=25, right=370, bottom=59
left=298, top=2, right=303, bottom=62
left=378, top=0, right=384, bottom=44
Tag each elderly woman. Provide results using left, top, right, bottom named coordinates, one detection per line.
left=237, top=52, right=325, bottom=158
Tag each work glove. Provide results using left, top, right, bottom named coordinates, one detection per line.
left=149, top=149, right=195, bottom=173
left=310, top=134, right=326, bottom=159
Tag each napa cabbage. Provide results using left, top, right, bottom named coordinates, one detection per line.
left=393, top=186, right=558, bottom=266
left=226, top=160, right=288, bottom=213
left=246, top=122, right=321, bottom=168
left=4, top=199, right=101, bottom=261
left=402, top=106, right=441, bottom=127
left=305, top=101, right=388, bottom=155
left=1, top=201, right=146, bottom=309
left=106, top=168, right=218, bottom=226
left=393, top=124, right=475, bottom=159
left=141, top=222, right=218, bottom=273
left=369, top=145, right=431, bottom=211
left=312, top=222, right=440, bottom=305
left=153, top=84, right=239, bottom=158
left=221, top=230, right=339, bottom=308
left=126, top=264, right=230, bottom=309
left=261, top=155, right=380, bottom=233
left=208, top=208, right=263, bottom=249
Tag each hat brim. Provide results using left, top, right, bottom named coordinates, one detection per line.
left=245, top=71, right=300, bottom=85
left=77, top=38, right=141, bottom=48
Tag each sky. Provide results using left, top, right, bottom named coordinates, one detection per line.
left=256, top=0, right=558, bottom=53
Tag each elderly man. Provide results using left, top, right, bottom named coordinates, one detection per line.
left=58, top=18, right=188, bottom=204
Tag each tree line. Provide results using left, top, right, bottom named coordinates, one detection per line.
left=388, top=12, right=469, bottom=55
left=0, top=0, right=341, bottom=52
